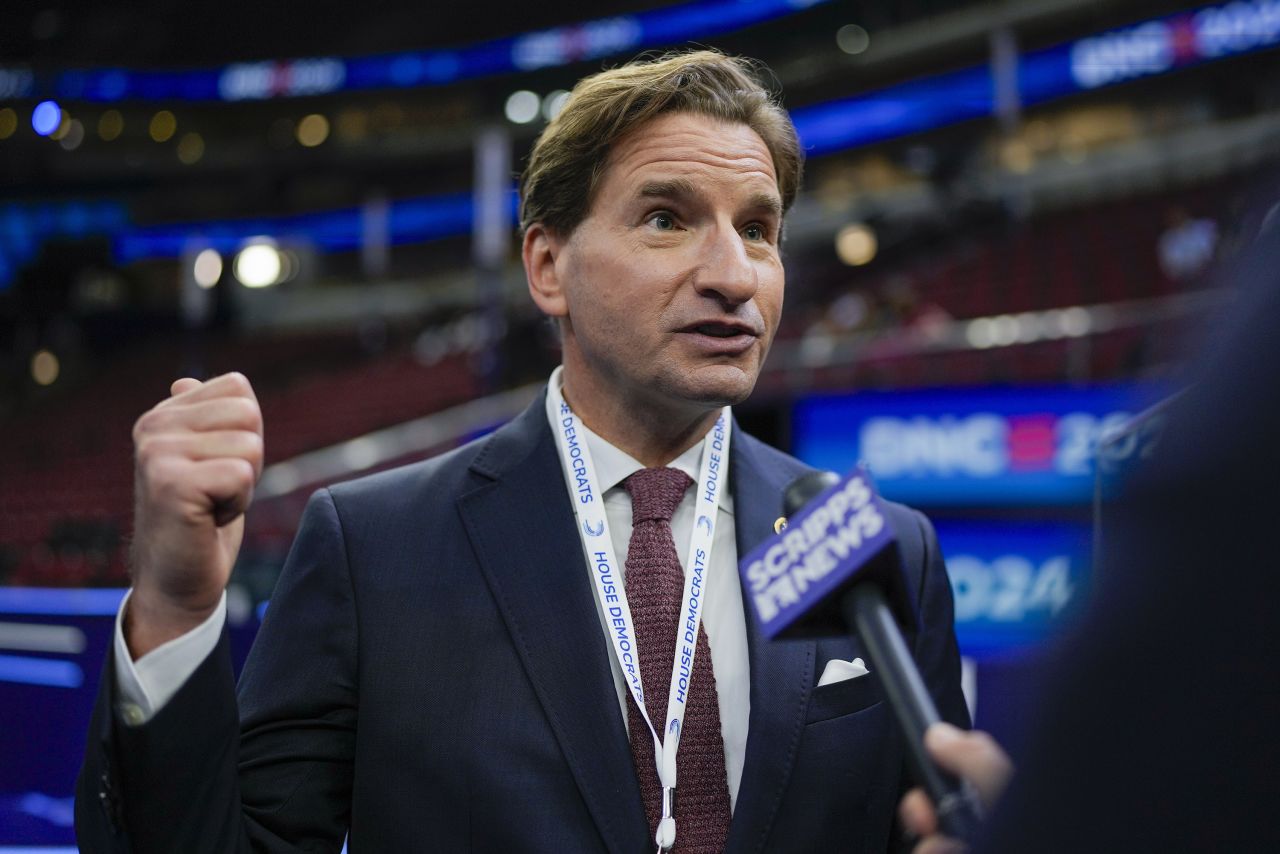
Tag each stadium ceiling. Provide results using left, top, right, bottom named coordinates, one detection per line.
left=5, top=0, right=1072, bottom=70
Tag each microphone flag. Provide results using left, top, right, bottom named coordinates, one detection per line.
left=739, top=466, right=914, bottom=640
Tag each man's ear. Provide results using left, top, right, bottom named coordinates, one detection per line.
left=523, top=223, right=568, bottom=318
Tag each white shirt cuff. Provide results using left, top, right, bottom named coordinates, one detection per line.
left=113, top=589, right=227, bottom=726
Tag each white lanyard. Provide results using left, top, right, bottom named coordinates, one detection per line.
left=550, top=380, right=731, bottom=853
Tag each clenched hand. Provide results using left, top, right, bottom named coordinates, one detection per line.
left=125, top=373, right=264, bottom=658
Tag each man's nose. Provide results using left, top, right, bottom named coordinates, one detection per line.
left=693, top=222, right=759, bottom=305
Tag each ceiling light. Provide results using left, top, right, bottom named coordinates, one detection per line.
left=193, top=248, right=223, bottom=288
left=31, top=349, right=60, bottom=386
left=234, top=240, right=283, bottom=289
left=835, top=223, right=877, bottom=266
left=297, top=113, right=330, bottom=147
left=149, top=110, right=177, bottom=142
left=505, top=90, right=540, bottom=124
left=32, top=101, right=61, bottom=136
left=836, top=24, right=871, bottom=55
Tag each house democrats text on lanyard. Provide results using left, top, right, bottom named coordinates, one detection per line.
left=550, top=380, right=731, bottom=853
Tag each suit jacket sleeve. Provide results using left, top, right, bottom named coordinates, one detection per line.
left=909, top=509, right=971, bottom=731
left=76, top=488, right=357, bottom=853
left=881, top=509, right=971, bottom=854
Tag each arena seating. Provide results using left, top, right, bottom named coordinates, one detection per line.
left=0, top=181, right=1234, bottom=586
left=0, top=336, right=479, bottom=586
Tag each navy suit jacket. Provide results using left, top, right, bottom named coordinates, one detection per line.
left=77, top=392, right=969, bottom=853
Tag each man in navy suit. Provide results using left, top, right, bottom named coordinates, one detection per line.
left=77, top=50, right=968, bottom=852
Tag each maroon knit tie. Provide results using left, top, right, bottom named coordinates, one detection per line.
left=623, top=467, right=731, bottom=854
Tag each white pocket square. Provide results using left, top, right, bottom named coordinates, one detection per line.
left=817, top=657, right=870, bottom=687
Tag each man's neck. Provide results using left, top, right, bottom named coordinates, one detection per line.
left=559, top=375, right=720, bottom=469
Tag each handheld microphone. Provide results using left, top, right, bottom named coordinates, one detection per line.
left=740, top=468, right=982, bottom=842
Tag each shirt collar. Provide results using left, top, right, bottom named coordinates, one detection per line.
left=544, top=366, right=733, bottom=513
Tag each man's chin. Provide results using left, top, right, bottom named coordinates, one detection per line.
left=671, top=363, right=760, bottom=408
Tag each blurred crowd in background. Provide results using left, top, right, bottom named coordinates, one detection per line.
left=1, top=0, right=1277, bottom=596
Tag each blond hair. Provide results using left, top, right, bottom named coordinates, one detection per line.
left=519, top=50, right=803, bottom=235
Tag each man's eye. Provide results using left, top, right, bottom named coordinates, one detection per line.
left=649, top=212, right=676, bottom=230
left=743, top=223, right=766, bottom=241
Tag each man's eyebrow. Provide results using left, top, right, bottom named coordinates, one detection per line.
left=744, top=191, right=784, bottom=220
left=637, top=179, right=784, bottom=219
left=637, top=178, right=700, bottom=202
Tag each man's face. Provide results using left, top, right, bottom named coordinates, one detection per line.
left=545, top=111, right=785, bottom=419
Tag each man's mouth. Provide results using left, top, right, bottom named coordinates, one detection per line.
left=677, top=320, right=761, bottom=356
left=682, top=321, right=759, bottom=339
left=691, top=323, right=747, bottom=338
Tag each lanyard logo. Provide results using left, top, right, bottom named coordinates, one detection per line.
left=548, top=372, right=731, bottom=853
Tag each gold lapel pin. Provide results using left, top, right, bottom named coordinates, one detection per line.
left=773, top=516, right=788, bottom=534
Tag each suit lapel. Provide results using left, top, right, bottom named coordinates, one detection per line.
left=725, top=431, right=816, bottom=854
left=457, top=396, right=648, bottom=854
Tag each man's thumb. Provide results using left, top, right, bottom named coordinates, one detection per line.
left=170, top=377, right=203, bottom=397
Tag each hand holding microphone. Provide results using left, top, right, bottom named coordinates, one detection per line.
left=126, top=372, right=264, bottom=659
left=899, top=723, right=1013, bottom=853
left=740, top=468, right=984, bottom=842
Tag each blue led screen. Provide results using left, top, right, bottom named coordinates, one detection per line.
left=793, top=385, right=1161, bottom=506
left=933, top=520, right=1092, bottom=659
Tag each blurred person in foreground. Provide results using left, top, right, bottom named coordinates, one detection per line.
left=75, top=51, right=969, bottom=853
left=898, top=220, right=1280, bottom=852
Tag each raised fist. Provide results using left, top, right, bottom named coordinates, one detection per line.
left=125, top=372, right=264, bottom=658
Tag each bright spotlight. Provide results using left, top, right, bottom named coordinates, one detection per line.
left=149, top=110, right=177, bottom=143
left=990, top=314, right=1020, bottom=346
left=297, top=114, right=330, bottom=147
left=1060, top=306, right=1091, bottom=337
left=836, top=24, right=871, bottom=55
left=965, top=318, right=995, bottom=349
left=32, top=101, right=61, bottom=136
left=31, top=349, right=60, bottom=386
left=1014, top=311, right=1042, bottom=343
left=1041, top=309, right=1066, bottom=338
left=505, top=90, right=540, bottom=124
left=193, top=248, right=223, bottom=288
left=233, top=240, right=283, bottom=288
left=342, top=437, right=381, bottom=471
left=835, top=223, right=877, bottom=266
left=543, top=90, right=570, bottom=121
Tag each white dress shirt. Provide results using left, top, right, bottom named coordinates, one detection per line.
left=544, top=367, right=750, bottom=810
left=113, top=367, right=751, bottom=807
left=113, top=588, right=227, bottom=725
